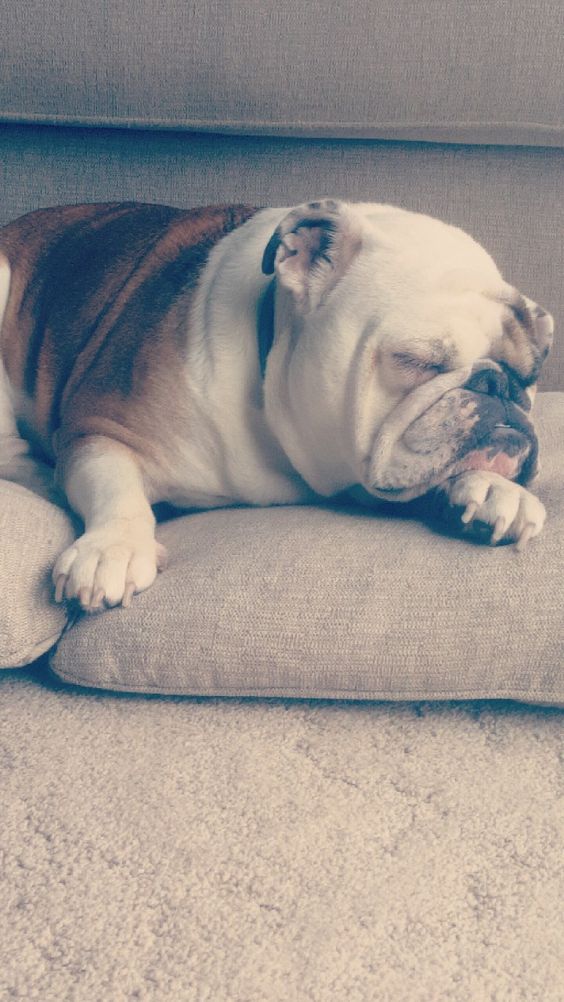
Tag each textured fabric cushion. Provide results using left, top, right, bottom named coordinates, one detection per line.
left=50, top=393, right=564, bottom=705
left=1, top=125, right=563, bottom=393
left=0, top=482, right=74, bottom=668
left=1, top=1, right=562, bottom=147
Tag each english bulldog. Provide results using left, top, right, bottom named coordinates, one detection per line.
left=0, top=199, right=553, bottom=611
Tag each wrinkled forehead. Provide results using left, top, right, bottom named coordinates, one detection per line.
left=331, top=254, right=505, bottom=350
left=337, top=227, right=551, bottom=382
left=356, top=204, right=505, bottom=278
left=335, top=233, right=505, bottom=335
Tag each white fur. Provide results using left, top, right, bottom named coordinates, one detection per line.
left=52, top=439, right=163, bottom=610
left=0, top=255, right=17, bottom=441
left=210, top=203, right=513, bottom=498
left=159, top=203, right=516, bottom=503
left=444, top=471, right=546, bottom=548
left=173, top=207, right=317, bottom=508
left=0, top=256, right=65, bottom=499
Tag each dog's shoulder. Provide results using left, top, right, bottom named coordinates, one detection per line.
left=0, top=201, right=261, bottom=453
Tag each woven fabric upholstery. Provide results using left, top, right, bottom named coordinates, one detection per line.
left=1, top=1, right=562, bottom=147
left=0, top=482, right=74, bottom=668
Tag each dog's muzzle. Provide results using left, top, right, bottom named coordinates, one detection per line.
left=365, top=362, right=539, bottom=501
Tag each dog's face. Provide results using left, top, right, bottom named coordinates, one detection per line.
left=261, top=200, right=554, bottom=500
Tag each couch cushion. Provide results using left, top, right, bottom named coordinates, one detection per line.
left=1, top=1, right=562, bottom=148
left=0, top=481, right=75, bottom=668
left=50, top=393, right=564, bottom=705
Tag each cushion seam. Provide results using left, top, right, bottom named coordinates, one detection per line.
left=0, top=110, right=562, bottom=145
left=48, top=664, right=564, bottom=700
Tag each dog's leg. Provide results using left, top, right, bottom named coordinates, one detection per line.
left=0, top=361, right=59, bottom=501
left=0, top=259, right=55, bottom=499
left=433, top=470, right=546, bottom=549
left=53, top=437, right=167, bottom=611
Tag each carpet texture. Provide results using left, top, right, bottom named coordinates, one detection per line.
left=1, top=666, right=562, bottom=1002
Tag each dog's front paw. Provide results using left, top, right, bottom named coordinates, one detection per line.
left=52, top=522, right=168, bottom=611
left=438, top=471, right=546, bottom=549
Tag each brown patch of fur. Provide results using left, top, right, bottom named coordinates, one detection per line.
left=491, top=291, right=548, bottom=386
left=0, top=202, right=259, bottom=472
left=498, top=308, right=536, bottom=381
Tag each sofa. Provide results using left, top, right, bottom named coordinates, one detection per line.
left=1, top=3, right=563, bottom=999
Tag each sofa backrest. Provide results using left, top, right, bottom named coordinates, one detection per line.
left=1, top=0, right=563, bottom=148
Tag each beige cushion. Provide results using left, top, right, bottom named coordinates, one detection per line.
left=1, top=1, right=562, bottom=147
left=0, top=481, right=74, bottom=668
left=50, top=393, right=564, bottom=705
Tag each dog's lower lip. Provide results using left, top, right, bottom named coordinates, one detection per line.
left=371, top=485, right=406, bottom=495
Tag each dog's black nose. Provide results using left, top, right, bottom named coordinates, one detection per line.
left=465, top=361, right=532, bottom=411
left=465, top=364, right=510, bottom=399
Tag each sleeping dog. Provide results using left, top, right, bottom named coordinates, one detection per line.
left=0, top=199, right=553, bottom=610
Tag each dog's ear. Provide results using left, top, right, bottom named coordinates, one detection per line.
left=261, top=199, right=362, bottom=312
left=494, top=288, right=554, bottom=383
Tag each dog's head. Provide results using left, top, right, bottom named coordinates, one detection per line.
left=261, top=199, right=553, bottom=500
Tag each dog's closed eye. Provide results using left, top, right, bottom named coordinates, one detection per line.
left=390, top=351, right=446, bottom=385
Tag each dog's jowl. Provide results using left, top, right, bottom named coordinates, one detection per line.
left=0, top=200, right=553, bottom=610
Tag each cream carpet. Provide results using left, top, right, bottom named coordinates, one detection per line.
left=1, top=664, right=562, bottom=1002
